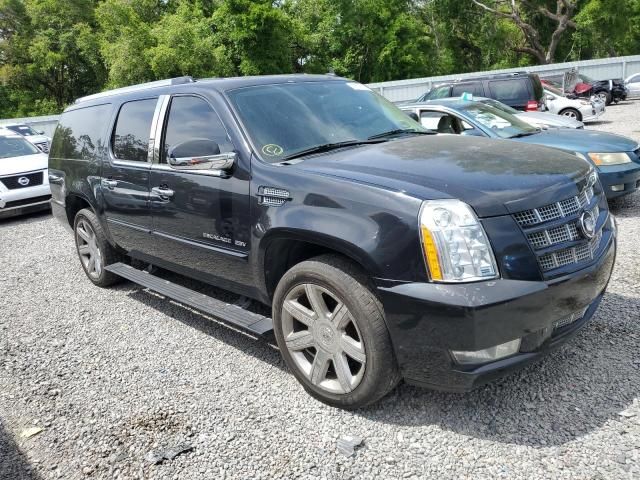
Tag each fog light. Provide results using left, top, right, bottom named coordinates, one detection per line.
left=451, top=339, right=521, bottom=365
left=611, top=184, right=625, bottom=192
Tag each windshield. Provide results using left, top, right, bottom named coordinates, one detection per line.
left=0, top=136, right=40, bottom=159
left=6, top=124, right=39, bottom=136
left=227, top=81, right=427, bottom=162
left=478, top=98, right=519, bottom=115
left=460, top=102, right=539, bottom=139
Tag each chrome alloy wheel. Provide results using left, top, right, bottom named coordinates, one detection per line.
left=597, top=92, right=608, bottom=102
left=76, top=219, right=103, bottom=279
left=281, top=284, right=366, bottom=394
left=562, top=110, right=578, bottom=119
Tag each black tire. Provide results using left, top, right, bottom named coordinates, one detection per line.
left=73, top=208, right=123, bottom=287
left=272, top=254, right=401, bottom=409
left=596, top=90, right=612, bottom=106
left=559, top=108, right=582, bottom=122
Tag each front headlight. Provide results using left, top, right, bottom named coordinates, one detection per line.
left=419, top=199, right=499, bottom=282
left=588, top=152, right=632, bottom=166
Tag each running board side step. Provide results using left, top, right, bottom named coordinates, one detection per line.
left=105, top=262, right=273, bottom=335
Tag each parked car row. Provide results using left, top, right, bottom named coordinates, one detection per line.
left=541, top=70, right=627, bottom=106
left=45, top=74, right=634, bottom=408
left=401, top=96, right=640, bottom=199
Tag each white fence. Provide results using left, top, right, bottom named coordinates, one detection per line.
left=367, top=55, right=640, bottom=102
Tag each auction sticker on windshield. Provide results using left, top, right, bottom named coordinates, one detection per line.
left=262, top=144, right=284, bottom=156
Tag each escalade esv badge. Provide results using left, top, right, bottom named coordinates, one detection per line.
left=578, top=210, right=597, bottom=239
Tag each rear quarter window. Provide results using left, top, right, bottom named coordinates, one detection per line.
left=50, top=104, right=112, bottom=160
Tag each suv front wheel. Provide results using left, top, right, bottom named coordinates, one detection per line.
left=272, top=254, right=400, bottom=409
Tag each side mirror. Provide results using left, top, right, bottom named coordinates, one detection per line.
left=405, top=111, right=420, bottom=122
left=36, top=129, right=45, bottom=135
left=168, top=138, right=235, bottom=172
left=546, top=94, right=555, bottom=101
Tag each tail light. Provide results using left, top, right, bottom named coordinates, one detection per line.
left=526, top=100, right=539, bottom=111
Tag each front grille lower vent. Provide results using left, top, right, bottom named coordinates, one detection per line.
left=553, top=306, right=589, bottom=330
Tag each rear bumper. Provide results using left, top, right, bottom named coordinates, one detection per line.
left=0, top=184, right=51, bottom=218
left=597, top=162, right=640, bottom=198
left=375, top=226, right=616, bottom=392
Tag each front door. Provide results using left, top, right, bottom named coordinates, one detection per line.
left=148, top=94, right=252, bottom=293
left=101, top=97, right=159, bottom=253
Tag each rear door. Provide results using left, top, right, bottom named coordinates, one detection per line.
left=101, top=97, right=158, bottom=253
left=487, top=79, right=531, bottom=110
left=147, top=93, right=252, bottom=291
left=628, top=74, right=640, bottom=97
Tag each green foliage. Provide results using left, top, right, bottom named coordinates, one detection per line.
left=0, top=0, right=637, bottom=118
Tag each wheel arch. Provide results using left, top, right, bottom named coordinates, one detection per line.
left=259, top=229, right=379, bottom=301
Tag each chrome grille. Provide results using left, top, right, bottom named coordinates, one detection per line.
left=513, top=173, right=605, bottom=275
left=514, top=185, right=594, bottom=228
left=538, top=230, right=602, bottom=271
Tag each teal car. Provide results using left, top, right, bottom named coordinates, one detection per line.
left=401, top=98, right=640, bottom=199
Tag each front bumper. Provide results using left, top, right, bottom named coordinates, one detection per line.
left=375, top=226, right=616, bottom=392
left=581, top=102, right=605, bottom=122
left=0, top=184, right=51, bottom=219
left=597, top=162, right=640, bottom=199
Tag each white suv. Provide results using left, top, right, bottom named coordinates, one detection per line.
left=3, top=123, right=52, bottom=153
left=0, top=131, right=50, bottom=219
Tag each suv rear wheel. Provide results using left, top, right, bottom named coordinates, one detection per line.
left=74, top=208, right=122, bottom=287
left=272, top=254, right=400, bottom=409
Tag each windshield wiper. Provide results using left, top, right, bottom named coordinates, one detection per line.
left=368, top=128, right=433, bottom=140
left=509, top=129, right=541, bottom=139
left=279, top=139, right=384, bottom=161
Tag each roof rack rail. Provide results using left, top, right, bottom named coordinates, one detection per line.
left=75, top=76, right=195, bottom=104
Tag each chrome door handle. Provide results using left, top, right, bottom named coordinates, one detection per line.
left=101, top=179, right=117, bottom=189
left=151, top=186, right=174, bottom=199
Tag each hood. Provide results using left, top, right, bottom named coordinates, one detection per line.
left=574, top=83, right=592, bottom=94
left=513, top=128, right=639, bottom=154
left=294, top=135, right=591, bottom=217
left=0, top=152, right=48, bottom=177
left=517, top=111, right=582, bottom=129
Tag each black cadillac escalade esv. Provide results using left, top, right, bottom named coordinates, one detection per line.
left=49, top=75, right=616, bottom=408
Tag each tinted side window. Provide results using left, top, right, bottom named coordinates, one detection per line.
left=112, top=99, right=157, bottom=162
left=161, top=96, right=232, bottom=163
left=489, top=79, right=530, bottom=102
left=452, top=82, right=484, bottom=96
left=50, top=104, right=111, bottom=160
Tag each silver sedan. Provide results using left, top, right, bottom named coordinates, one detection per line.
left=544, top=87, right=605, bottom=123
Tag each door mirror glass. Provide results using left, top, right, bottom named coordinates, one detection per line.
left=168, top=138, right=235, bottom=171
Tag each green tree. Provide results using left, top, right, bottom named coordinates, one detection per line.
left=0, top=0, right=105, bottom=113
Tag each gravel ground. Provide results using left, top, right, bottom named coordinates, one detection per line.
left=1, top=101, right=640, bottom=480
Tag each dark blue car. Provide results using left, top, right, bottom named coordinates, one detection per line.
left=401, top=98, right=640, bottom=199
